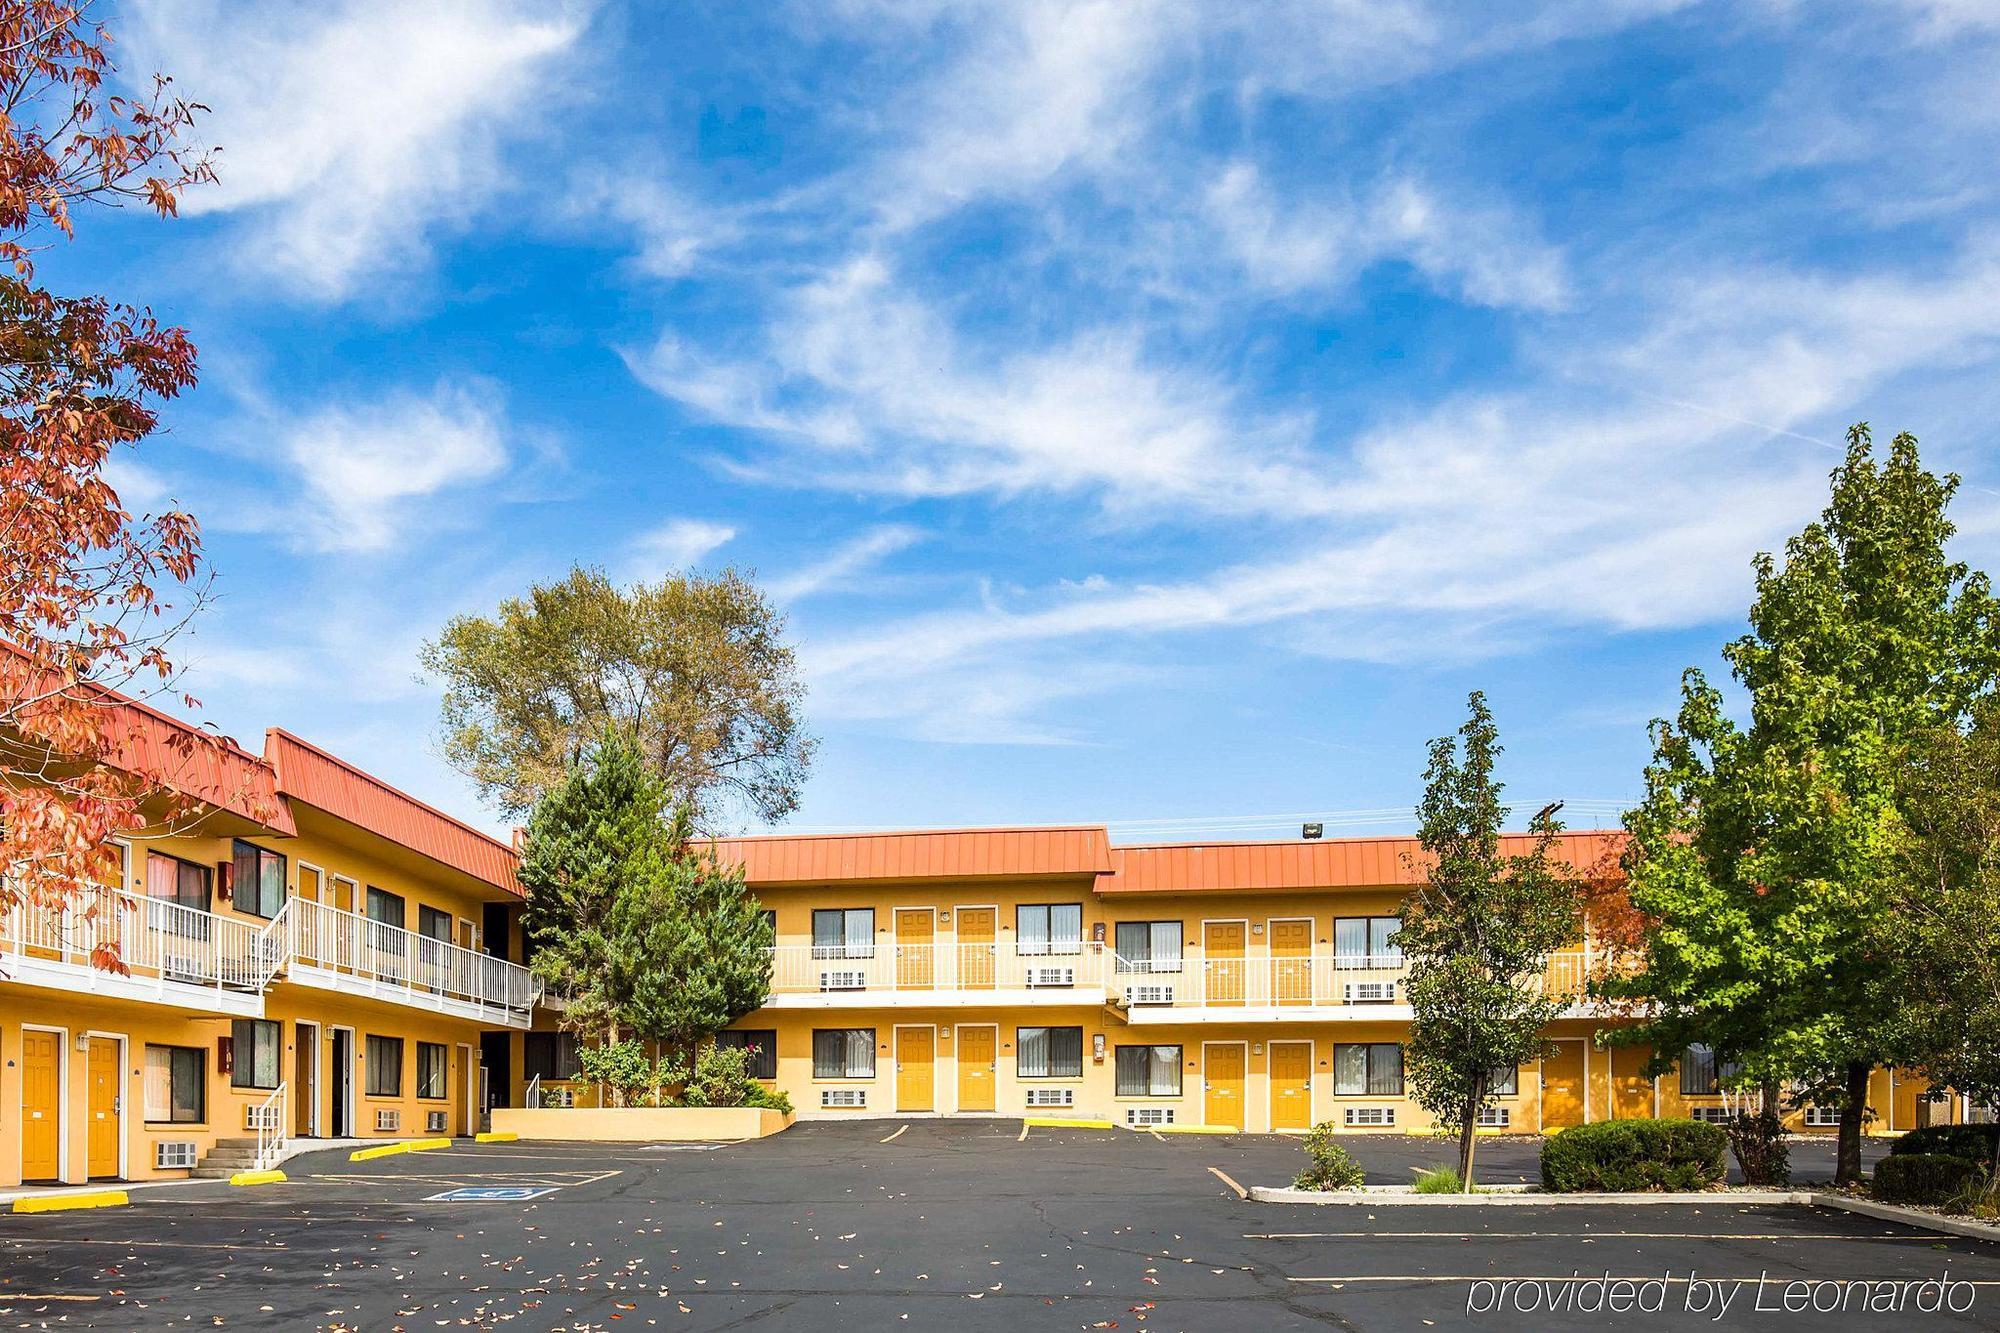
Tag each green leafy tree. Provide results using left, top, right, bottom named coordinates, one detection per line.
left=1881, top=703, right=2000, bottom=1181
left=422, top=565, right=814, bottom=825
left=1400, top=691, right=1583, bottom=1191
left=1614, top=425, right=2000, bottom=1184
left=607, top=805, right=774, bottom=1069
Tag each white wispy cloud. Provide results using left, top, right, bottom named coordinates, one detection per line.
left=129, top=0, right=585, bottom=299
left=284, top=380, right=511, bottom=552
left=626, top=519, right=739, bottom=579
left=768, top=525, right=927, bottom=602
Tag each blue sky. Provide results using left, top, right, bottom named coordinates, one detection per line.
left=67, top=0, right=2000, bottom=839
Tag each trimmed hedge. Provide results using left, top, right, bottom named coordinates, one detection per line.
left=1540, top=1118, right=1729, bottom=1193
left=1889, top=1124, right=2000, bottom=1163
left=1872, top=1153, right=1984, bottom=1207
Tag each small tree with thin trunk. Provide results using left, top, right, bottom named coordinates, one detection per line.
left=1400, top=691, right=1583, bottom=1192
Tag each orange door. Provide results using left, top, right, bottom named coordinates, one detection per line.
left=86, top=1037, right=120, bottom=1178
left=1271, top=920, right=1313, bottom=1005
left=895, top=909, right=934, bottom=989
left=957, top=1026, right=996, bottom=1112
left=294, top=1024, right=317, bottom=1137
left=1610, top=1045, right=1654, bottom=1119
left=957, top=908, right=995, bottom=989
left=20, top=1029, right=62, bottom=1181
left=896, top=1028, right=935, bottom=1112
left=1541, top=1042, right=1586, bottom=1129
left=450, top=1046, right=467, bottom=1136
left=1204, top=1044, right=1245, bottom=1130
left=1270, top=1041, right=1313, bottom=1131
left=1204, top=922, right=1245, bottom=1006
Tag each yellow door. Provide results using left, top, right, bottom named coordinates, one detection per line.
left=957, top=1026, right=996, bottom=1112
left=1271, top=920, right=1313, bottom=1005
left=1541, top=1042, right=1586, bottom=1129
left=1204, top=1044, right=1245, bottom=1130
left=1892, top=1070, right=1928, bottom=1133
left=957, top=907, right=995, bottom=989
left=21, top=1029, right=61, bottom=1181
left=86, top=1037, right=120, bottom=1178
left=1610, top=1044, right=1653, bottom=1119
left=1204, top=922, right=1245, bottom=1006
left=896, top=1028, right=934, bottom=1112
left=294, top=1025, right=317, bottom=1137
left=896, top=908, right=934, bottom=989
left=1270, top=1041, right=1313, bottom=1131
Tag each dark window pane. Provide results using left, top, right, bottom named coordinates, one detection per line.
left=717, top=1030, right=778, bottom=1080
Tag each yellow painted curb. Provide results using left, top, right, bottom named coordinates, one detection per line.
left=11, top=1190, right=128, bottom=1213
left=1023, top=1116, right=1115, bottom=1130
left=229, top=1169, right=286, bottom=1187
left=349, top=1142, right=410, bottom=1162
left=475, top=1131, right=518, bottom=1143
left=409, top=1137, right=452, bottom=1152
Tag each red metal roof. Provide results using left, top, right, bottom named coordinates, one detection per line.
left=1102, top=831, right=1626, bottom=895
left=264, top=729, right=521, bottom=896
left=709, top=826, right=1115, bottom=885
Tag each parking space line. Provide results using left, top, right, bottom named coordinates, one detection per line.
left=1017, top=1123, right=1030, bottom=1141
left=880, top=1125, right=908, bottom=1143
left=1208, top=1166, right=1248, bottom=1199
left=1252, top=1231, right=1947, bottom=1241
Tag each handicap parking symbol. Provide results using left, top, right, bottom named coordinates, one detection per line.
left=424, top=1186, right=559, bottom=1202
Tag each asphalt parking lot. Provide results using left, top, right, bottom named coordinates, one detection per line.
left=0, top=1121, right=1984, bottom=1331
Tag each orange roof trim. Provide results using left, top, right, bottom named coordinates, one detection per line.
left=264, top=729, right=520, bottom=896
left=709, top=825, right=1114, bottom=885
left=1103, top=831, right=1626, bottom=895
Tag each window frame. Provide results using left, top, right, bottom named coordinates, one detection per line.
left=144, top=1044, right=205, bottom=1124
left=522, top=1031, right=582, bottom=1082
left=811, top=1028, right=875, bottom=1079
left=1487, top=1064, right=1519, bottom=1097
left=1332, top=915, right=1402, bottom=966
left=230, top=839, right=287, bottom=919
left=365, top=1034, right=404, bottom=1098
left=811, top=908, right=876, bottom=960
left=365, top=886, right=407, bottom=929
left=416, top=1041, right=449, bottom=1100
left=716, top=1029, right=779, bottom=1080
left=1016, top=904, right=1084, bottom=957
left=1331, top=1042, right=1404, bottom=1096
left=1113, top=920, right=1183, bottom=973
left=1016, top=1025, right=1085, bottom=1079
left=230, top=1018, right=281, bottom=1091
left=145, top=850, right=212, bottom=912
left=418, top=904, right=454, bottom=942
left=1114, top=1043, right=1183, bottom=1097
left=1679, top=1044, right=1742, bottom=1096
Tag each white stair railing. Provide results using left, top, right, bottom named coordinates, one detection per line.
left=251, top=1081, right=288, bottom=1170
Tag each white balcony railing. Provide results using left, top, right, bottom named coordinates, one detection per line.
left=767, top=941, right=1109, bottom=997
left=286, top=897, right=539, bottom=1022
left=0, top=887, right=286, bottom=996
left=1113, top=954, right=1411, bottom=1009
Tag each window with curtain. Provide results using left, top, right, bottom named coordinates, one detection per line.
left=812, top=908, right=875, bottom=959
left=1113, top=921, right=1183, bottom=972
left=230, top=1019, right=281, bottom=1090
left=1332, top=1042, right=1403, bottom=1095
left=144, top=1045, right=204, bottom=1123
left=716, top=1029, right=779, bottom=1080
left=1017, top=1026, right=1084, bottom=1078
left=1487, top=1064, right=1518, bottom=1096
left=1017, top=904, right=1083, bottom=956
left=1114, top=1044, right=1182, bottom=1096
left=367, top=1035, right=404, bottom=1097
left=812, top=1028, right=875, bottom=1078
left=523, top=1032, right=582, bottom=1081
left=1332, top=916, right=1402, bottom=965
left=418, top=905, right=454, bottom=941
left=230, top=840, right=287, bottom=918
left=417, top=1042, right=449, bottom=1099
left=145, top=852, right=210, bottom=910
left=365, top=887, right=407, bottom=928
left=1679, top=1045, right=1742, bottom=1095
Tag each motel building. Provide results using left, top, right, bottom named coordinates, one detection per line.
left=4, top=709, right=1990, bottom=1191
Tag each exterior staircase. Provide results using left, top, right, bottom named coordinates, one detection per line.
left=192, top=1137, right=267, bottom=1179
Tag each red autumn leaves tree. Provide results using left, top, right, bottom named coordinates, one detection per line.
left=0, top=2, right=235, bottom=963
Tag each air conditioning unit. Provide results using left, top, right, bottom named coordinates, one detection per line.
left=244, top=1103, right=282, bottom=1131
left=427, top=1111, right=448, bottom=1134
left=375, top=1109, right=401, bottom=1131
left=1343, top=1106, right=1396, bottom=1127
left=1126, top=1107, right=1176, bottom=1126
left=1689, top=1106, right=1735, bottom=1125
left=1026, top=966, right=1075, bottom=988
left=821, top=1088, right=867, bottom=1108
left=1803, top=1106, right=1842, bottom=1127
left=1476, top=1105, right=1511, bottom=1128
left=1123, top=983, right=1175, bottom=1006
left=156, top=1141, right=198, bottom=1169
left=1025, top=1088, right=1075, bottom=1108
left=819, top=969, right=867, bottom=991
left=1343, top=981, right=1396, bottom=1003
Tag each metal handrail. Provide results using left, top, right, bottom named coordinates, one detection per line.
left=0, top=886, right=278, bottom=994
left=286, top=897, right=536, bottom=1019
left=251, top=1082, right=288, bottom=1170
left=766, top=941, right=1109, bottom=994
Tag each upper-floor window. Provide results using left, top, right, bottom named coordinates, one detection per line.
left=418, top=904, right=454, bottom=943
left=1113, top=920, right=1182, bottom=973
left=231, top=840, right=287, bottom=918
left=145, top=851, right=210, bottom=912
left=1333, top=916, right=1402, bottom=966
left=366, top=886, right=407, bottom=929
left=812, top=908, right=875, bottom=959
left=1017, top=904, right=1082, bottom=956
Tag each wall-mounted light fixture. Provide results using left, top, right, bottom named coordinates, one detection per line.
left=1092, top=1034, right=1106, bottom=1063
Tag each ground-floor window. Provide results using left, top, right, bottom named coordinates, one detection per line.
left=367, top=1035, right=404, bottom=1097
left=716, top=1029, right=779, bottom=1079
left=1679, top=1044, right=1742, bottom=1096
left=1332, top=1042, right=1402, bottom=1096
left=1016, top=1026, right=1084, bottom=1079
left=523, top=1031, right=582, bottom=1082
left=1487, top=1064, right=1518, bottom=1096
left=417, top=1042, right=449, bottom=1100
left=1115, top=1044, right=1181, bottom=1096
left=813, top=1028, right=875, bottom=1078
left=144, top=1045, right=205, bottom=1123
left=230, top=1019, right=281, bottom=1090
